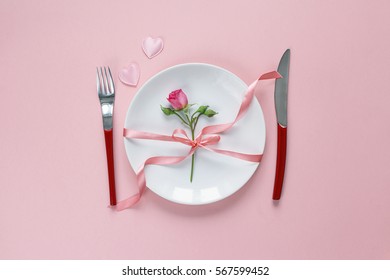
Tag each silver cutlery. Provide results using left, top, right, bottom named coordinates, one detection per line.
left=96, top=66, right=117, bottom=205
left=273, top=49, right=290, bottom=200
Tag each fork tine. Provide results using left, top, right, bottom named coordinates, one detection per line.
left=103, top=67, right=109, bottom=95
left=99, top=67, right=106, bottom=95
left=96, top=67, right=101, bottom=94
left=107, top=67, right=115, bottom=93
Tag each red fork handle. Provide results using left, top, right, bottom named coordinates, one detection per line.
left=104, top=129, right=117, bottom=206
left=273, top=124, right=287, bottom=200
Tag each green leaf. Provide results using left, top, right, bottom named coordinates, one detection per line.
left=204, top=109, right=218, bottom=117
left=161, top=105, right=173, bottom=116
left=196, top=105, right=209, bottom=114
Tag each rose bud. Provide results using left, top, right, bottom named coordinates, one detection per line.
left=167, top=89, right=188, bottom=110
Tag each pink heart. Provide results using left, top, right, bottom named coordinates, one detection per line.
left=118, top=63, right=140, bottom=86
left=142, top=36, right=164, bottom=59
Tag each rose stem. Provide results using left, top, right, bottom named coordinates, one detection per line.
left=190, top=126, right=195, bottom=182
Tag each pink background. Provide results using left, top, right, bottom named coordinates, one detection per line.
left=1, top=0, right=389, bottom=259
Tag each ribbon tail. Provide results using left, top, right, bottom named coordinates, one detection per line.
left=200, top=71, right=281, bottom=136
left=124, top=128, right=177, bottom=142
left=113, top=149, right=197, bottom=210
left=202, top=146, right=263, bottom=162
left=259, top=71, right=282, bottom=80
left=112, top=165, right=146, bottom=210
left=113, top=193, right=141, bottom=211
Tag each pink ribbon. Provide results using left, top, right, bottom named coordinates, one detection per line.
left=113, top=71, right=281, bottom=211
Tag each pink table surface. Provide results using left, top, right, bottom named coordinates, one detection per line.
left=1, top=0, right=390, bottom=260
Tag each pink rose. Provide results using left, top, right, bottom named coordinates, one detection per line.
left=167, top=89, right=188, bottom=110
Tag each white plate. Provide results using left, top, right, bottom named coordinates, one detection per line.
left=124, top=63, right=265, bottom=205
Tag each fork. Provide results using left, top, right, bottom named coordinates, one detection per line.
left=96, top=66, right=117, bottom=206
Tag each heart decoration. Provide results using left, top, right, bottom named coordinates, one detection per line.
left=118, top=63, right=140, bottom=86
left=142, top=36, right=164, bottom=59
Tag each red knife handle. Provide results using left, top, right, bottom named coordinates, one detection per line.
left=273, top=124, right=287, bottom=200
left=104, top=129, right=117, bottom=206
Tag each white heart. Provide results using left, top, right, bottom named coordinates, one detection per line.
left=142, top=36, right=164, bottom=59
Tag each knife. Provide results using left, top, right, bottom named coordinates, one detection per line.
left=273, top=49, right=290, bottom=200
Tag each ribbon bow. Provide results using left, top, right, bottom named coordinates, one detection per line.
left=172, top=129, right=220, bottom=149
left=113, top=71, right=281, bottom=211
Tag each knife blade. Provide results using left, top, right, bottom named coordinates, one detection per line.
left=273, top=49, right=290, bottom=200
